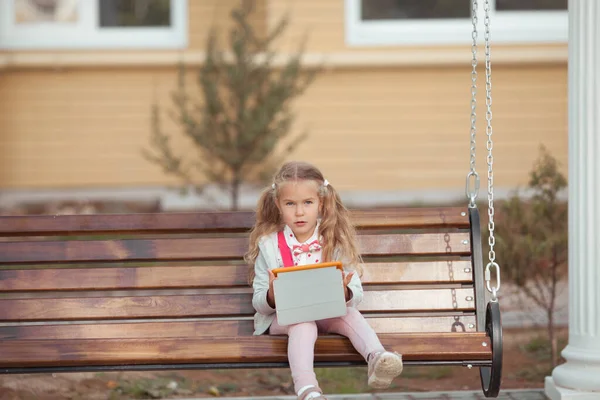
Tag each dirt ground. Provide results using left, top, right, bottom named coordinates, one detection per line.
left=0, top=327, right=563, bottom=400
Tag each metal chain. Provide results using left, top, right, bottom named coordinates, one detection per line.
left=446, top=232, right=465, bottom=332
left=439, top=210, right=466, bottom=332
left=483, top=0, right=501, bottom=301
left=466, top=0, right=480, bottom=208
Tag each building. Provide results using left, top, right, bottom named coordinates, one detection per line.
left=0, top=0, right=568, bottom=208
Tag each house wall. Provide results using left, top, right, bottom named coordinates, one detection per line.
left=0, top=0, right=568, bottom=193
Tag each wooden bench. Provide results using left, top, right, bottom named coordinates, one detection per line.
left=0, top=206, right=502, bottom=397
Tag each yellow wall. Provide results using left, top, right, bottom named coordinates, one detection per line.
left=0, top=0, right=267, bottom=189
left=0, top=0, right=568, bottom=192
left=265, top=0, right=567, bottom=59
left=290, top=64, right=567, bottom=191
left=0, top=68, right=184, bottom=188
left=189, top=0, right=267, bottom=50
left=262, top=0, right=567, bottom=191
left=267, top=0, right=399, bottom=52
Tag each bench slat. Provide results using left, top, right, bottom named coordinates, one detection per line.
left=0, top=316, right=477, bottom=340
left=0, top=206, right=493, bottom=376
left=0, top=233, right=470, bottom=265
left=0, top=333, right=491, bottom=368
left=361, top=261, right=473, bottom=285
left=0, top=207, right=469, bottom=237
left=0, top=289, right=475, bottom=321
left=359, top=289, right=475, bottom=313
left=0, top=261, right=473, bottom=292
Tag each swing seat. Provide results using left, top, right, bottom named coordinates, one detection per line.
left=0, top=206, right=502, bottom=397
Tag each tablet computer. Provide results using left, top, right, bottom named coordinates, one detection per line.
left=272, top=261, right=347, bottom=326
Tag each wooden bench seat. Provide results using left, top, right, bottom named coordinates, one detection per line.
left=0, top=207, right=501, bottom=397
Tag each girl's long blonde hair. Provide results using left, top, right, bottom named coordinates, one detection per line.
left=245, top=161, right=362, bottom=284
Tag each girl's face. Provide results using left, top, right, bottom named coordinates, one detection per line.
left=276, top=179, right=322, bottom=243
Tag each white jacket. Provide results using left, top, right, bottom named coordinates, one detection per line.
left=251, top=231, right=364, bottom=335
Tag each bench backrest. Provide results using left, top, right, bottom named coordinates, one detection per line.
left=0, top=207, right=485, bottom=341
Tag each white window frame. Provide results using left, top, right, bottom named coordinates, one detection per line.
left=0, top=0, right=187, bottom=50
left=345, top=0, right=568, bottom=47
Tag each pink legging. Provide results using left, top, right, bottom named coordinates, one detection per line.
left=269, top=307, right=385, bottom=394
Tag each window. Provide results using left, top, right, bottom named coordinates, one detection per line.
left=0, top=0, right=187, bottom=50
left=345, top=0, right=568, bottom=47
left=99, top=0, right=171, bottom=27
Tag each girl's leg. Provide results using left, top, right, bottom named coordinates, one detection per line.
left=317, top=307, right=402, bottom=389
left=270, top=317, right=320, bottom=395
left=316, top=307, right=385, bottom=360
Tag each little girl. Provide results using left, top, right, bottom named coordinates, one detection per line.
left=245, top=161, right=403, bottom=400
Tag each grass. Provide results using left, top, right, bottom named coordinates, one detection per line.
left=512, top=332, right=568, bottom=382
left=514, top=364, right=554, bottom=382
left=103, top=365, right=462, bottom=398
left=316, top=367, right=367, bottom=394
left=108, top=375, right=195, bottom=399
left=314, top=365, right=457, bottom=394
left=401, top=366, right=454, bottom=380
left=520, top=334, right=568, bottom=362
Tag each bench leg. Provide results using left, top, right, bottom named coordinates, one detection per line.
left=479, top=301, right=503, bottom=398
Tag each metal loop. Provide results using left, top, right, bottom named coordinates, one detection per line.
left=465, top=171, right=480, bottom=207
left=490, top=288, right=498, bottom=302
left=485, top=262, right=501, bottom=298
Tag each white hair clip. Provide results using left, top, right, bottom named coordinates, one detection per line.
left=272, top=183, right=276, bottom=189
left=323, top=179, right=329, bottom=187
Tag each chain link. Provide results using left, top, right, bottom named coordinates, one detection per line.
left=483, top=0, right=500, bottom=301
left=445, top=231, right=466, bottom=332
left=439, top=211, right=467, bottom=332
left=465, top=0, right=501, bottom=301
left=466, top=0, right=480, bottom=208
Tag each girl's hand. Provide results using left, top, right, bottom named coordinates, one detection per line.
left=267, top=270, right=276, bottom=308
left=342, top=271, right=355, bottom=302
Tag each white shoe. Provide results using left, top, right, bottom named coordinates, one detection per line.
left=367, top=351, right=403, bottom=389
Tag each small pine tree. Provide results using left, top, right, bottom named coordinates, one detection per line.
left=488, top=145, right=568, bottom=367
left=143, top=0, right=319, bottom=210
